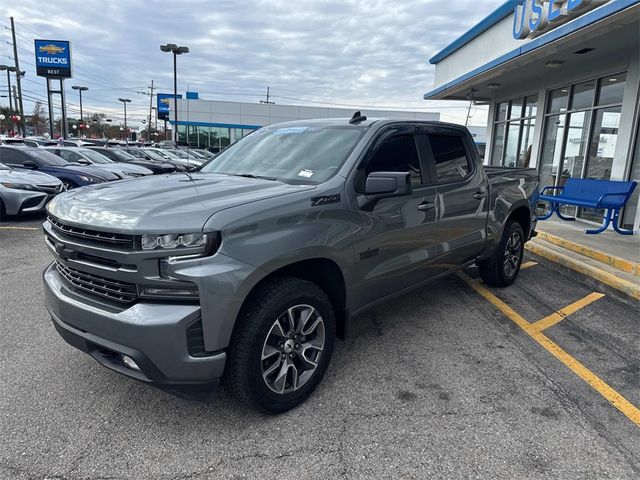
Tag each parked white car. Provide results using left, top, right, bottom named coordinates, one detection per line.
left=0, top=162, right=63, bottom=221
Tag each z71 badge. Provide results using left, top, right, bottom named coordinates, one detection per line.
left=311, top=194, right=340, bottom=207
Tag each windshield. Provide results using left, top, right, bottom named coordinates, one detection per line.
left=144, top=150, right=168, bottom=161
left=201, top=125, right=366, bottom=184
left=24, top=149, right=69, bottom=166
left=80, top=149, right=113, bottom=164
left=150, top=149, right=173, bottom=159
left=125, top=149, right=145, bottom=158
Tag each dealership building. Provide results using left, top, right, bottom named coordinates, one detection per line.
left=425, top=0, right=640, bottom=231
left=168, top=98, right=441, bottom=149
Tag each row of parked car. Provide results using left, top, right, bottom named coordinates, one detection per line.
left=0, top=137, right=217, bottom=221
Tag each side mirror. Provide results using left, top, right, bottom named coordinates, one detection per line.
left=77, top=158, right=90, bottom=165
left=365, top=171, right=412, bottom=196
left=22, top=160, right=37, bottom=169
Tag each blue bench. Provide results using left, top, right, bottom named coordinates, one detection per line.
left=537, top=178, right=637, bottom=235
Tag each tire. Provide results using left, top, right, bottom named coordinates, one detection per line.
left=478, top=220, right=525, bottom=287
left=0, top=198, right=6, bottom=222
left=223, top=276, right=336, bottom=414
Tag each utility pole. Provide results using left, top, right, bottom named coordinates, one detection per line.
left=147, top=80, right=154, bottom=142
left=10, top=17, right=25, bottom=135
left=260, top=86, right=275, bottom=104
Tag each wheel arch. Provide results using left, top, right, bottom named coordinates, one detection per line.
left=237, top=257, right=348, bottom=340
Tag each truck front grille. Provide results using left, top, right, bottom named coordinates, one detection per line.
left=56, top=261, right=138, bottom=305
left=48, top=217, right=134, bottom=249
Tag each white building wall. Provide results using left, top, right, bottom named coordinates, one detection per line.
left=174, top=100, right=439, bottom=127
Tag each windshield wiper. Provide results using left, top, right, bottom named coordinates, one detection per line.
left=227, top=173, right=278, bottom=181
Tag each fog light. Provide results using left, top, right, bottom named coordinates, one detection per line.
left=122, top=355, right=140, bottom=371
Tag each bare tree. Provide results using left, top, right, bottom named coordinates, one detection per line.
left=30, top=101, right=47, bottom=136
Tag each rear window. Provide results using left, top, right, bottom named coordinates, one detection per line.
left=24, top=149, right=69, bottom=166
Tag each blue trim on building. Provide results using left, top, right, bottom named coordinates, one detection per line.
left=169, top=120, right=262, bottom=129
left=424, top=0, right=640, bottom=99
left=429, top=1, right=518, bottom=65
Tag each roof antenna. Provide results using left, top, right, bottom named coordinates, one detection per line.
left=349, top=111, right=367, bottom=125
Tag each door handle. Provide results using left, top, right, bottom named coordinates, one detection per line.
left=417, top=201, right=435, bottom=211
left=473, top=191, right=486, bottom=200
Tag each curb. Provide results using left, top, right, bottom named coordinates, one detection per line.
left=525, top=241, right=640, bottom=303
left=536, top=231, right=639, bottom=276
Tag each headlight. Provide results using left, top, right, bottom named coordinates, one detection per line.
left=0, top=182, right=37, bottom=191
left=78, top=175, right=101, bottom=183
left=141, top=232, right=211, bottom=251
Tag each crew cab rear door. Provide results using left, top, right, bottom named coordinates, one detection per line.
left=419, top=125, right=489, bottom=265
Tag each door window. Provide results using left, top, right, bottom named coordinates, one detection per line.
left=364, top=134, right=422, bottom=187
left=428, top=134, right=470, bottom=184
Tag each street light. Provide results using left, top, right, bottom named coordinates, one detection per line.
left=0, top=65, right=17, bottom=111
left=160, top=43, right=189, bottom=148
left=71, top=86, right=89, bottom=122
left=118, top=98, right=131, bottom=141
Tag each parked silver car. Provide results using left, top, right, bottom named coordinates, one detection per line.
left=0, top=162, right=63, bottom=221
left=44, top=147, right=153, bottom=178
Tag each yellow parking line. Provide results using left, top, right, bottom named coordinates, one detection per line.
left=458, top=272, right=640, bottom=427
left=0, top=226, right=39, bottom=231
left=521, top=261, right=538, bottom=270
left=531, top=292, right=605, bottom=332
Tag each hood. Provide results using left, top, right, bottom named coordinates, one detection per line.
left=0, top=168, right=61, bottom=186
left=47, top=173, right=315, bottom=232
left=45, top=164, right=119, bottom=181
left=92, top=164, right=152, bottom=177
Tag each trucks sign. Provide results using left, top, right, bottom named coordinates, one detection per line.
left=34, top=39, right=72, bottom=78
left=157, top=93, right=182, bottom=120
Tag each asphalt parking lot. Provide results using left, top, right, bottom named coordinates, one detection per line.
left=1, top=214, right=639, bottom=480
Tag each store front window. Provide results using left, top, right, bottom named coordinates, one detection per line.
left=176, top=125, right=256, bottom=151
left=538, top=72, right=627, bottom=221
left=491, top=94, right=537, bottom=167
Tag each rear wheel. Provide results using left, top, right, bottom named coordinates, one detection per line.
left=224, top=277, right=336, bottom=414
left=478, top=220, right=524, bottom=287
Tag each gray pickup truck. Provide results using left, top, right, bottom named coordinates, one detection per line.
left=43, top=117, right=539, bottom=413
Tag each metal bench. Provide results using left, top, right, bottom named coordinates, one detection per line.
left=537, top=178, right=637, bottom=235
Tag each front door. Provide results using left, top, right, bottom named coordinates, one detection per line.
left=422, top=127, right=489, bottom=266
left=351, top=126, right=442, bottom=309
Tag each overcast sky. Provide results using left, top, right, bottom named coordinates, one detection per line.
left=2, top=0, right=501, bottom=128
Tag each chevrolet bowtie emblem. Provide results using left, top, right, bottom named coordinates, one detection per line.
left=39, top=44, right=65, bottom=55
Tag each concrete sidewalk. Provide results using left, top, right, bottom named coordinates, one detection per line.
left=528, top=219, right=639, bottom=304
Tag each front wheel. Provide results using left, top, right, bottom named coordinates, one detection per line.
left=223, top=277, right=336, bottom=414
left=478, top=220, right=524, bottom=287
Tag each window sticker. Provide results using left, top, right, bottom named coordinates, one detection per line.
left=273, top=127, right=308, bottom=135
left=298, top=169, right=314, bottom=178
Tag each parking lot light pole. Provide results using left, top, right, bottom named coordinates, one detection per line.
left=160, top=43, right=189, bottom=148
left=0, top=65, right=17, bottom=111
left=118, top=98, right=131, bottom=141
left=71, top=86, right=89, bottom=122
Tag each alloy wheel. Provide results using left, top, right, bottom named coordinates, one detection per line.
left=261, top=304, right=325, bottom=395
left=503, top=230, right=522, bottom=278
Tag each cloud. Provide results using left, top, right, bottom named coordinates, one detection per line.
left=3, top=0, right=501, bottom=126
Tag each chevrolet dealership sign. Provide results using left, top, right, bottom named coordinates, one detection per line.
left=513, top=0, right=609, bottom=39
left=34, top=39, right=72, bottom=78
